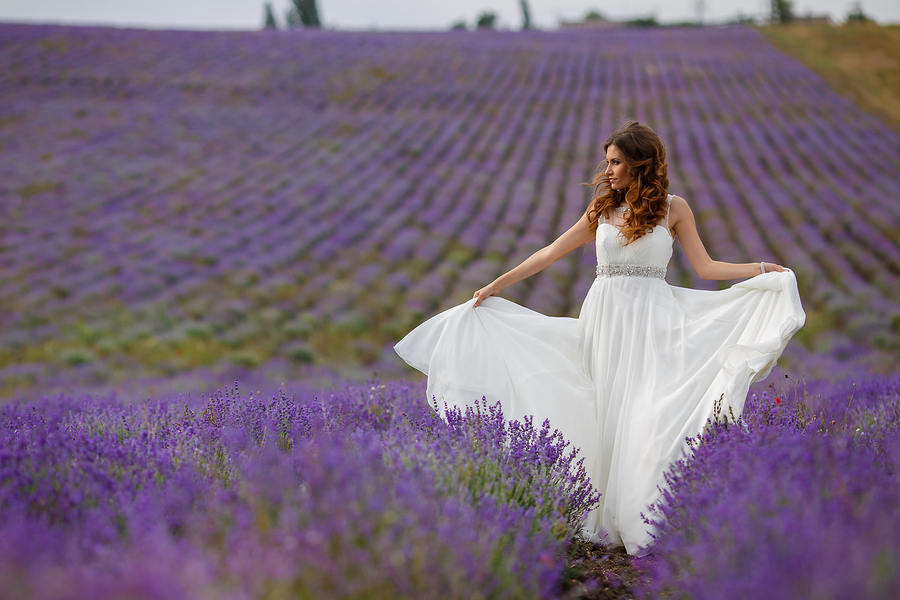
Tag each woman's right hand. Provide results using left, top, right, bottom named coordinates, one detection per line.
left=469, top=210, right=593, bottom=309
left=473, top=283, right=500, bottom=308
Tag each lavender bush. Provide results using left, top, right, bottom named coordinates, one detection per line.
left=643, top=375, right=900, bottom=599
left=0, top=379, right=599, bottom=599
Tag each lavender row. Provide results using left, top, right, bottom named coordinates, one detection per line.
left=646, top=374, right=900, bottom=599
left=0, top=379, right=598, bottom=598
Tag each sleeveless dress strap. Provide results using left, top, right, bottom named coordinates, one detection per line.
left=664, top=194, right=673, bottom=233
left=599, top=205, right=611, bottom=226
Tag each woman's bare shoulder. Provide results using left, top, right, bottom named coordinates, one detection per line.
left=667, top=195, right=696, bottom=235
left=669, top=194, right=689, bottom=209
left=668, top=195, right=693, bottom=218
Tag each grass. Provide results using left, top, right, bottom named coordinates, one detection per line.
left=761, top=23, right=900, bottom=129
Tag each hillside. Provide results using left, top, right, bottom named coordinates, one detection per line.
left=762, top=23, right=900, bottom=130
left=1, top=24, right=899, bottom=398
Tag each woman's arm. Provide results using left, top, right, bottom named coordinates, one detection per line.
left=669, top=195, right=785, bottom=281
left=473, top=211, right=594, bottom=307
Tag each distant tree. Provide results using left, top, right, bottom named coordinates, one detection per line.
left=771, top=0, right=794, bottom=23
left=263, top=2, right=278, bottom=29
left=476, top=11, right=497, bottom=29
left=520, top=0, right=532, bottom=29
left=627, top=16, right=659, bottom=27
left=726, top=12, right=756, bottom=25
left=846, top=1, right=872, bottom=23
left=287, top=0, right=321, bottom=28
left=585, top=10, right=605, bottom=21
left=450, top=20, right=468, bottom=30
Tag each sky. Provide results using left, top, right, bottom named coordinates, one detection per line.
left=0, top=0, right=897, bottom=31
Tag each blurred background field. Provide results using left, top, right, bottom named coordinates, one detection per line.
left=1, top=21, right=899, bottom=402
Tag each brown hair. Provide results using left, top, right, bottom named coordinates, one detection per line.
left=586, top=121, right=669, bottom=245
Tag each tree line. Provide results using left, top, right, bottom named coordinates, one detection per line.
left=262, top=0, right=873, bottom=30
left=262, top=0, right=536, bottom=30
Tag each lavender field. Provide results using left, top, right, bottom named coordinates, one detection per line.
left=1, top=23, right=900, bottom=599
left=1, top=24, right=899, bottom=398
left=2, top=376, right=899, bottom=598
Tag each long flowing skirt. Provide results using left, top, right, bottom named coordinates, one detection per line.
left=394, top=270, right=805, bottom=554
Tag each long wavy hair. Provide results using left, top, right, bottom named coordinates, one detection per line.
left=586, top=121, right=669, bottom=245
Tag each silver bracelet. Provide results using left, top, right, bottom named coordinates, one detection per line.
left=760, top=261, right=765, bottom=274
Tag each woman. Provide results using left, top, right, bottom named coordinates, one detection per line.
left=394, top=121, right=805, bottom=555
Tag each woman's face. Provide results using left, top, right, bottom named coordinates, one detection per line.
left=605, top=145, right=633, bottom=190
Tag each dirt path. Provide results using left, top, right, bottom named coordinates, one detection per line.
left=560, top=539, right=651, bottom=599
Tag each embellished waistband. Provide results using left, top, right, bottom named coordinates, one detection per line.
left=596, top=264, right=666, bottom=279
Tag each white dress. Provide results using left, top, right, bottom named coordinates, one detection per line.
left=394, top=195, right=805, bottom=554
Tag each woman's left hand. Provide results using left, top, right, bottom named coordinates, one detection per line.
left=473, top=284, right=499, bottom=308
left=763, top=262, right=786, bottom=273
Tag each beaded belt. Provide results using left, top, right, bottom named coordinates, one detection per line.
left=596, top=264, right=666, bottom=279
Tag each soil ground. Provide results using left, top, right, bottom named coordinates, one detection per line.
left=559, top=538, right=651, bottom=600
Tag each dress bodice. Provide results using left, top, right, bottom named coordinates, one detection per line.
left=595, top=224, right=674, bottom=270
left=595, top=195, right=674, bottom=276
